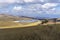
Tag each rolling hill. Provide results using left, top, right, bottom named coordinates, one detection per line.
left=0, top=14, right=33, bottom=21
left=0, top=14, right=41, bottom=28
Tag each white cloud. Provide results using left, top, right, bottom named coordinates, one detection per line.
left=0, top=0, right=59, bottom=3
left=6, top=0, right=16, bottom=3
left=13, top=6, right=23, bottom=11
left=25, top=4, right=42, bottom=10
left=24, top=0, right=34, bottom=2
left=0, top=0, right=35, bottom=3
left=0, top=0, right=19, bottom=3
left=42, top=3, right=58, bottom=9
left=39, top=0, right=45, bottom=2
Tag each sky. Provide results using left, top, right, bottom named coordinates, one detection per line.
left=0, top=0, right=60, bottom=18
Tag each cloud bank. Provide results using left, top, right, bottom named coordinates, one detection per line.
left=0, top=0, right=60, bottom=18
left=0, top=0, right=60, bottom=3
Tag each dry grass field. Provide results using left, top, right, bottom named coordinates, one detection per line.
left=0, top=14, right=42, bottom=29
left=0, top=21, right=41, bottom=29
left=0, top=14, right=60, bottom=40
left=0, top=24, right=60, bottom=40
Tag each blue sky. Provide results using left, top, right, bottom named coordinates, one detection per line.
left=0, top=0, right=60, bottom=18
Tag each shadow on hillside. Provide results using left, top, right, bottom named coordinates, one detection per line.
left=0, top=24, right=60, bottom=40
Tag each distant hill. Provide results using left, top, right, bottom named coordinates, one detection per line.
left=0, top=14, right=40, bottom=27
left=0, top=14, right=33, bottom=21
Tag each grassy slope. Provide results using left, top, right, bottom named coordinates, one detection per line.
left=0, top=21, right=41, bottom=29
left=0, top=24, right=60, bottom=40
left=0, top=14, right=32, bottom=21
left=0, top=14, right=60, bottom=40
left=0, top=21, right=22, bottom=27
left=0, top=14, right=41, bottom=28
